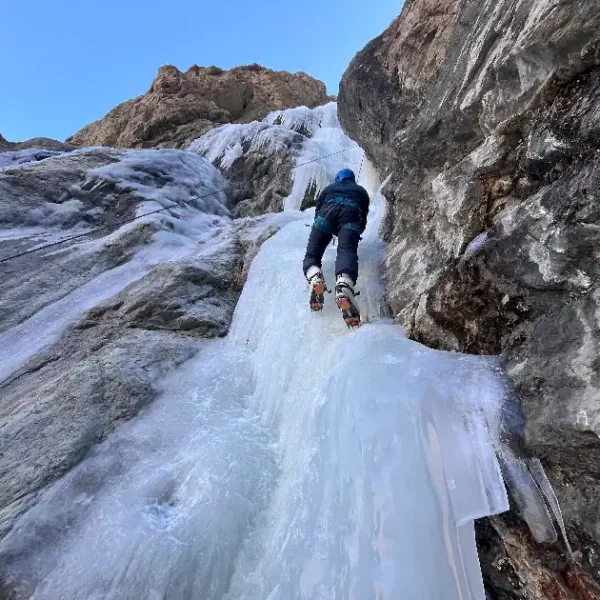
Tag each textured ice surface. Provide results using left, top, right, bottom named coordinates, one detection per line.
left=264, top=104, right=364, bottom=211
left=188, top=102, right=364, bottom=211
left=0, top=139, right=510, bottom=599
left=222, top=172, right=508, bottom=600
left=189, top=120, right=300, bottom=170
left=88, top=149, right=230, bottom=218
left=0, top=149, right=64, bottom=172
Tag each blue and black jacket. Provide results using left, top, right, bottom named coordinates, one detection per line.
left=315, top=180, right=370, bottom=233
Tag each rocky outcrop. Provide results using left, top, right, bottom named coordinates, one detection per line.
left=339, top=0, right=600, bottom=597
left=67, top=64, right=333, bottom=150
left=0, top=133, right=73, bottom=153
left=0, top=149, right=291, bottom=542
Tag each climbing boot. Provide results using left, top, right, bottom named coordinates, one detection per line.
left=335, top=273, right=361, bottom=328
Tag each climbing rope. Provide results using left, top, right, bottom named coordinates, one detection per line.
left=0, top=144, right=361, bottom=266
left=357, top=151, right=366, bottom=183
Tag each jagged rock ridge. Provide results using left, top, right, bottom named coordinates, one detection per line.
left=0, top=133, right=72, bottom=153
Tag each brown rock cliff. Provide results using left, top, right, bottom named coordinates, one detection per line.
left=67, top=64, right=333, bottom=149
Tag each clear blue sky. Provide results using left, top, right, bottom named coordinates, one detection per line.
left=1, top=1, right=402, bottom=142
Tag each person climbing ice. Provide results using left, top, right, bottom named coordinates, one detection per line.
left=303, top=168, right=370, bottom=328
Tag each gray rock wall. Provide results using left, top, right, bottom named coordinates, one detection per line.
left=339, top=1, right=600, bottom=597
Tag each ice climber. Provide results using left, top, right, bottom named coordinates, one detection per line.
left=303, top=168, right=370, bottom=328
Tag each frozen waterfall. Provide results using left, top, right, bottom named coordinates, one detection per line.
left=0, top=104, right=538, bottom=600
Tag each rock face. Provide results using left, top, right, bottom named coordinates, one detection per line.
left=0, top=148, right=291, bottom=544
left=339, top=0, right=600, bottom=597
left=67, top=64, right=333, bottom=150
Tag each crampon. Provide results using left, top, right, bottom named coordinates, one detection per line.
left=310, top=279, right=327, bottom=312
left=335, top=295, right=361, bottom=328
left=307, top=267, right=327, bottom=312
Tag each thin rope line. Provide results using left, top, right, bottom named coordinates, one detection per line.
left=357, top=151, right=366, bottom=183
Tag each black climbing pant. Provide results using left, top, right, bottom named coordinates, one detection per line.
left=303, top=203, right=362, bottom=283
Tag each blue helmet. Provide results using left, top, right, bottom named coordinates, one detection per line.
left=335, top=169, right=356, bottom=184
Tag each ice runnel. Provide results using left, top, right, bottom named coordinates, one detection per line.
left=1, top=105, right=518, bottom=599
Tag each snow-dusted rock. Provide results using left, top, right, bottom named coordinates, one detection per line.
left=0, top=146, right=293, bottom=542
left=189, top=103, right=364, bottom=217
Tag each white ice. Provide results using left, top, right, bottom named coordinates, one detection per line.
left=0, top=149, right=231, bottom=253
left=188, top=121, right=300, bottom=170
left=188, top=102, right=364, bottom=212
left=0, top=112, right=511, bottom=600
left=88, top=149, right=230, bottom=219
left=25, top=199, right=85, bottom=227
left=264, top=104, right=364, bottom=211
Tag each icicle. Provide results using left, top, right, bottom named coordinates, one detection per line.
left=527, top=458, right=573, bottom=555
left=501, top=454, right=558, bottom=544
